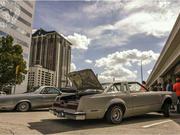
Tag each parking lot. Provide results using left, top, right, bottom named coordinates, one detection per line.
left=0, top=110, right=180, bottom=135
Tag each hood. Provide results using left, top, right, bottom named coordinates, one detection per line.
left=68, top=69, right=103, bottom=91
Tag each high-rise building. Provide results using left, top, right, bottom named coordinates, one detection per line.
left=28, top=29, right=71, bottom=89
left=0, top=0, right=36, bottom=93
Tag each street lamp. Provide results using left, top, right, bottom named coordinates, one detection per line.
left=140, top=56, right=152, bottom=82
left=140, top=59, right=143, bottom=82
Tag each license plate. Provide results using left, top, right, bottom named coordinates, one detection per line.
left=55, top=112, right=65, bottom=117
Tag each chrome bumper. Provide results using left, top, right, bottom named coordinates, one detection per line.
left=49, top=109, right=86, bottom=120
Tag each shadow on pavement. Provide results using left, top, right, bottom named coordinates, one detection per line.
left=29, top=108, right=49, bottom=112
left=0, top=108, right=49, bottom=113
left=28, top=113, right=172, bottom=134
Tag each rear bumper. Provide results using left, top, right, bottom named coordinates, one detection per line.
left=49, top=108, right=86, bottom=120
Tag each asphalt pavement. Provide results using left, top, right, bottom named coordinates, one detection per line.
left=0, top=110, right=180, bottom=135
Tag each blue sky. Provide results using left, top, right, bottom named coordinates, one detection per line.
left=33, top=0, right=180, bottom=83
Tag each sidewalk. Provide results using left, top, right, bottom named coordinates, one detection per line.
left=0, top=128, right=14, bottom=135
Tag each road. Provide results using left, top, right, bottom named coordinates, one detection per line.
left=0, top=110, right=180, bottom=135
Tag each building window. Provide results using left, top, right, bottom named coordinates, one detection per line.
left=18, top=16, right=31, bottom=27
left=0, top=16, right=31, bottom=38
left=23, top=0, right=33, bottom=8
left=19, top=5, right=32, bottom=17
left=0, top=4, right=31, bottom=27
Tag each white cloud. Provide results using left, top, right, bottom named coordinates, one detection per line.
left=85, top=59, right=93, bottom=64
left=84, top=0, right=179, bottom=48
left=95, top=49, right=159, bottom=82
left=147, top=69, right=152, bottom=75
left=87, top=24, right=115, bottom=38
left=67, top=33, right=91, bottom=50
left=82, top=1, right=124, bottom=19
left=70, top=63, right=76, bottom=72
left=32, top=29, right=37, bottom=34
left=88, top=10, right=178, bottom=48
left=122, top=0, right=172, bottom=13
left=114, top=11, right=176, bottom=38
left=98, top=64, right=137, bottom=83
left=35, top=0, right=179, bottom=50
left=95, top=49, right=159, bottom=68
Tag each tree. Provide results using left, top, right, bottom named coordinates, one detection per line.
left=0, top=35, right=27, bottom=91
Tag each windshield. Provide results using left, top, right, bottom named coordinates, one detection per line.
left=78, top=83, right=109, bottom=94
left=101, top=83, right=112, bottom=90
left=32, top=87, right=43, bottom=94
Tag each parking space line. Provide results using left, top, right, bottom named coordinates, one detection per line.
left=142, top=120, right=172, bottom=128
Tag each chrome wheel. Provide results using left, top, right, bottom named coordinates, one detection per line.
left=111, top=108, right=122, bottom=121
left=106, top=105, right=123, bottom=124
left=17, top=102, right=30, bottom=112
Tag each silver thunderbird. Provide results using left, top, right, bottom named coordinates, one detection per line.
left=50, top=69, right=177, bottom=124
left=0, top=86, right=62, bottom=112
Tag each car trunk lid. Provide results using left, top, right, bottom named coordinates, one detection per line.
left=68, top=69, right=103, bottom=91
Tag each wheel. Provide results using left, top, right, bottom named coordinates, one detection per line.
left=16, top=102, right=30, bottom=112
left=162, top=103, right=171, bottom=117
left=106, top=105, right=123, bottom=124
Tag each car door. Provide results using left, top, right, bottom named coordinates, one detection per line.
left=127, top=82, right=161, bottom=115
left=40, top=87, right=61, bottom=107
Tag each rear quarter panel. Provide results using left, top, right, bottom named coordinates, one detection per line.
left=160, top=91, right=177, bottom=105
left=77, top=93, right=132, bottom=119
left=148, top=91, right=176, bottom=108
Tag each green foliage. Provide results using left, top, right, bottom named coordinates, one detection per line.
left=0, top=35, right=27, bottom=89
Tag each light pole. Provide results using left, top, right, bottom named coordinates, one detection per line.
left=140, top=59, right=143, bottom=82
left=113, top=77, right=115, bottom=82
left=140, top=56, right=152, bottom=83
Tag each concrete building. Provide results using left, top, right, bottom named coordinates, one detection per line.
left=0, top=0, right=36, bottom=93
left=147, top=14, right=180, bottom=88
left=28, top=29, right=71, bottom=89
left=28, top=65, right=55, bottom=87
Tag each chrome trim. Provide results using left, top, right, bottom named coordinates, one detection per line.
left=49, top=109, right=86, bottom=120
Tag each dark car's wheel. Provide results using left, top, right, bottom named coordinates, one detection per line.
left=162, top=103, right=171, bottom=117
left=16, top=102, right=30, bottom=112
left=106, top=105, right=123, bottom=124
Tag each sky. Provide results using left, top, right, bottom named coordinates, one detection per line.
left=33, top=0, right=180, bottom=83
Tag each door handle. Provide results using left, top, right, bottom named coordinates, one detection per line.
left=133, top=95, right=137, bottom=97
